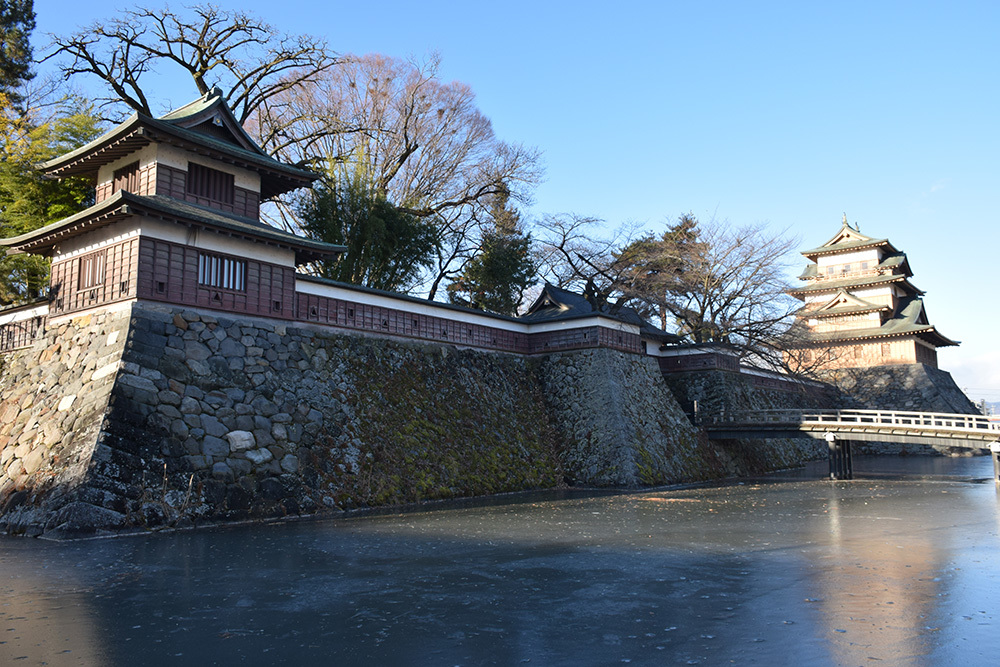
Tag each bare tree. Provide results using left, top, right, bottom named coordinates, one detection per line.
left=533, top=213, right=644, bottom=312
left=536, top=214, right=807, bottom=368
left=45, top=4, right=337, bottom=128
left=272, top=53, right=542, bottom=298
left=620, top=217, right=801, bottom=364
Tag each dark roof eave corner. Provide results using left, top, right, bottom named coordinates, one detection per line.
left=295, top=245, right=346, bottom=265
left=38, top=116, right=149, bottom=177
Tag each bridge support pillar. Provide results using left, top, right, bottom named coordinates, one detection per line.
left=825, top=432, right=853, bottom=480
left=991, top=442, right=1000, bottom=486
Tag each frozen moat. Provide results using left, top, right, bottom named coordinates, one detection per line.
left=2, top=455, right=999, bottom=665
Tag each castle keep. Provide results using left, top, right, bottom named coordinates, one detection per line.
left=789, top=218, right=957, bottom=370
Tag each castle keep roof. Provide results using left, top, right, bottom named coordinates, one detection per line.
left=791, top=217, right=958, bottom=363
left=799, top=221, right=899, bottom=260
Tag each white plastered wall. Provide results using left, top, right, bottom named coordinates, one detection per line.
left=155, top=143, right=261, bottom=193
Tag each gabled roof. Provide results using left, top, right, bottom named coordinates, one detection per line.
left=807, top=289, right=888, bottom=318
left=521, top=283, right=683, bottom=344
left=39, top=89, right=317, bottom=200
left=0, top=190, right=344, bottom=265
left=801, top=219, right=899, bottom=260
left=789, top=272, right=924, bottom=298
left=804, top=296, right=958, bottom=347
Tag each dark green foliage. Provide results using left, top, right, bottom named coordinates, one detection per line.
left=447, top=187, right=536, bottom=315
left=0, top=109, right=103, bottom=303
left=0, top=0, right=34, bottom=109
left=297, top=171, right=439, bottom=292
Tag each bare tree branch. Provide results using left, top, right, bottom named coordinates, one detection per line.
left=45, top=4, right=338, bottom=126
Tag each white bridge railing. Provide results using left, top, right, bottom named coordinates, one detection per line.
left=704, top=408, right=1000, bottom=438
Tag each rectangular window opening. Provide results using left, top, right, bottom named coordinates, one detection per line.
left=198, top=252, right=246, bottom=291
left=78, top=249, right=107, bottom=290
left=187, top=162, right=235, bottom=204
left=112, top=161, right=141, bottom=195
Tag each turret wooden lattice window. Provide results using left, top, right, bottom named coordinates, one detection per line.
left=198, top=252, right=246, bottom=291
left=187, top=162, right=234, bottom=204
left=78, top=249, right=106, bottom=290
left=112, top=161, right=140, bottom=194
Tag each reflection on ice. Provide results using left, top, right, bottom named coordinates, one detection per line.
left=1, top=455, right=998, bottom=666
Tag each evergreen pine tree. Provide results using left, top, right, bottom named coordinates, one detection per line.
left=447, top=187, right=536, bottom=315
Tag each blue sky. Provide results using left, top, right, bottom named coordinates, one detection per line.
left=36, top=1, right=1000, bottom=403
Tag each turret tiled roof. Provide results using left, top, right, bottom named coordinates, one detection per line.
left=0, top=190, right=344, bottom=265
left=521, top=283, right=683, bottom=344
left=38, top=89, right=317, bottom=200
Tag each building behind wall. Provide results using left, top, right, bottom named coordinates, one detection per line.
left=787, top=216, right=958, bottom=371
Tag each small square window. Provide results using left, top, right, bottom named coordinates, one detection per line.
left=78, top=249, right=107, bottom=290
left=198, top=252, right=246, bottom=291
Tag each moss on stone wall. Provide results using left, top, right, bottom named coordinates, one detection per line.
left=311, top=337, right=563, bottom=508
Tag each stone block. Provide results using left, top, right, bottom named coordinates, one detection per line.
left=202, top=435, right=230, bottom=457
left=220, top=338, right=246, bottom=357
left=158, top=390, right=182, bottom=406
left=211, top=461, right=234, bottom=482
left=280, top=455, right=299, bottom=474
left=186, top=359, right=210, bottom=376
left=201, top=415, right=228, bottom=438
left=228, top=458, right=252, bottom=476
left=246, top=448, right=273, bottom=465
left=184, top=455, right=209, bottom=471
left=159, top=404, right=183, bottom=419
left=225, top=430, right=256, bottom=451
left=251, top=396, right=278, bottom=417
left=21, top=448, right=45, bottom=475
left=117, top=374, right=158, bottom=394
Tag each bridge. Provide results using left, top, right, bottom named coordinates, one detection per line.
left=702, top=409, right=1000, bottom=481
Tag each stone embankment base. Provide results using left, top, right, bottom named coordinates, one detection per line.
left=822, top=363, right=984, bottom=456
left=1, top=302, right=830, bottom=539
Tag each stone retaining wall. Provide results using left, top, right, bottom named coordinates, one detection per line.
left=1, top=303, right=843, bottom=538
left=0, top=305, right=132, bottom=536
left=538, top=349, right=718, bottom=486
left=821, top=363, right=982, bottom=456
left=659, top=368, right=834, bottom=473
left=823, top=363, right=978, bottom=414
